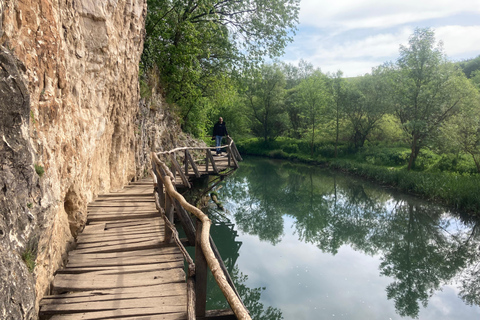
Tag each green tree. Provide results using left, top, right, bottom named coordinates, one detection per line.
left=392, top=28, right=475, bottom=170
left=328, top=70, right=346, bottom=158
left=244, top=64, right=288, bottom=141
left=345, top=67, right=391, bottom=149
left=441, top=86, right=480, bottom=172
left=297, top=69, right=329, bottom=155
left=142, top=0, right=299, bottom=134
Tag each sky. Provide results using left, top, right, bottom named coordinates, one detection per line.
left=280, top=0, right=480, bottom=77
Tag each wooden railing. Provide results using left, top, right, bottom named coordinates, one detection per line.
left=150, top=139, right=249, bottom=320
left=156, top=137, right=243, bottom=188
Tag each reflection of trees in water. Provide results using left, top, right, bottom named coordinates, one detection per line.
left=205, top=218, right=283, bottom=320
left=218, top=157, right=480, bottom=318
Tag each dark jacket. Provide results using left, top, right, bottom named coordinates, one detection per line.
left=213, top=121, right=228, bottom=136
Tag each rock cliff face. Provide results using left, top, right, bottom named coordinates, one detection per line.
left=0, top=0, right=156, bottom=318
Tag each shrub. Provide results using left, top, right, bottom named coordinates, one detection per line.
left=34, top=164, right=45, bottom=177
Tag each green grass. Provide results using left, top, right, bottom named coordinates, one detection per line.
left=237, top=138, right=480, bottom=216
left=34, top=164, right=45, bottom=177
left=21, top=237, right=38, bottom=273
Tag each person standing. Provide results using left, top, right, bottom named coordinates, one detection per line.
left=212, top=117, right=229, bottom=155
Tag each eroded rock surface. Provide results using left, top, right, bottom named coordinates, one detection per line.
left=1, top=0, right=147, bottom=317
left=0, top=46, right=37, bottom=320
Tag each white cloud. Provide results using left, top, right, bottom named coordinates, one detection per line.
left=284, top=28, right=413, bottom=76
left=435, top=25, right=480, bottom=58
left=299, top=0, right=480, bottom=30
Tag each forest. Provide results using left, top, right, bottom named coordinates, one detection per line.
left=140, top=0, right=480, bottom=214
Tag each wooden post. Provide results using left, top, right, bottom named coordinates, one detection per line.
left=195, top=219, right=208, bottom=318
left=170, top=153, right=191, bottom=188
left=185, top=149, right=189, bottom=176
left=228, top=146, right=238, bottom=168
left=186, top=149, right=200, bottom=178
left=173, top=199, right=196, bottom=246
left=232, top=141, right=243, bottom=161
left=164, top=194, right=175, bottom=243
left=205, top=150, right=209, bottom=173
left=206, top=149, right=219, bottom=174
left=227, top=147, right=231, bottom=167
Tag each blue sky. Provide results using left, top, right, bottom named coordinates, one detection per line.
left=281, top=0, right=480, bottom=77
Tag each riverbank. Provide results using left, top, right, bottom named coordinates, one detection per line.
left=236, top=138, right=480, bottom=217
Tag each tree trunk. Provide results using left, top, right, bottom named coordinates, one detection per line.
left=335, top=109, right=339, bottom=158
left=407, top=134, right=419, bottom=170
left=311, top=115, right=315, bottom=157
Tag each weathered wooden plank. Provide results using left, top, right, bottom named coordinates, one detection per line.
left=87, top=212, right=159, bottom=222
left=72, top=239, right=165, bottom=254
left=75, top=236, right=162, bottom=250
left=93, top=197, right=154, bottom=202
left=104, top=218, right=160, bottom=228
left=53, top=269, right=186, bottom=292
left=48, top=310, right=187, bottom=320
left=204, top=309, right=237, bottom=320
left=76, top=232, right=162, bottom=244
left=41, top=282, right=187, bottom=304
left=41, top=295, right=187, bottom=314
left=65, top=253, right=183, bottom=269
left=60, top=260, right=183, bottom=274
left=87, top=203, right=155, bottom=208
left=67, top=247, right=180, bottom=259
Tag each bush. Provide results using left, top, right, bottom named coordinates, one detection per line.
left=34, top=164, right=45, bottom=177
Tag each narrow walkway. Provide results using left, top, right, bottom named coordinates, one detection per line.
left=39, top=179, right=188, bottom=320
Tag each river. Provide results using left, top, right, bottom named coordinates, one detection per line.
left=196, top=156, right=480, bottom=320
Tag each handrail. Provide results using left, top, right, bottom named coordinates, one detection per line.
left=152, top=153, right=250, bottom=320
left=156, top=139, right=235, bottom=155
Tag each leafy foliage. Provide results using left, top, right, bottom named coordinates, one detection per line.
left=142, top=0, right=299, bottom=134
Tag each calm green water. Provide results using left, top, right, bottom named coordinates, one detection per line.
left=200, top=156, right=480, bottom=320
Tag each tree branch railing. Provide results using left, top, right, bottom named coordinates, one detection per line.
left=156, top=137, right=242, bottom=189
left=150, top=140, right=249, bottom=320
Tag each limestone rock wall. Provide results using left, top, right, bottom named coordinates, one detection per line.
left=0, top=0, right=147, bottom=317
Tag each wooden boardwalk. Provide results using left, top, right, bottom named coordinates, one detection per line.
left=39, top=180, right=189, bottom=320
left=39, top=140, right=247, bottom=320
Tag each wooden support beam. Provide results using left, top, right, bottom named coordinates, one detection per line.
left=195, top=219, right=208, bottom=318
left=173, top=199, right=196, bottom=246
left=164, top=194, right=175, bottom=243
left=170, top=153, right=191, bottom=188
left=205, top=150, right=209, bottom=173
left=228, top=146, right=239, bottom=169
left=186, top=150, right=201, bottom=178
left=206, top=149, right=218, bottom=174
left=185, top=150, right=189, bottom=176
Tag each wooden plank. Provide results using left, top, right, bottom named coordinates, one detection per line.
left=71, top=239, right=164, bottom=254
left=75, top=236, right=162, bottom=250
left=57, top=262, right=184, bottom=276
left=87, top=203, right=154, bottom=208
left=48, top=310, right=187, bottom=320
left=41, top=294, right=187, bottom=314
left=67, top=247, right=180, bottom=259
left=78, top=229, right=164, bottom=242
left=87, top=212, right=159, bottom=222
left=65, top=253, right=183, bottom=268
left=53, top=269, right=186, bottom=292
left=60, top=260, right=183, bottom=273
left=41, top=283, right=187, bottom=303
left=76, top=232, right=163, bottom=245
